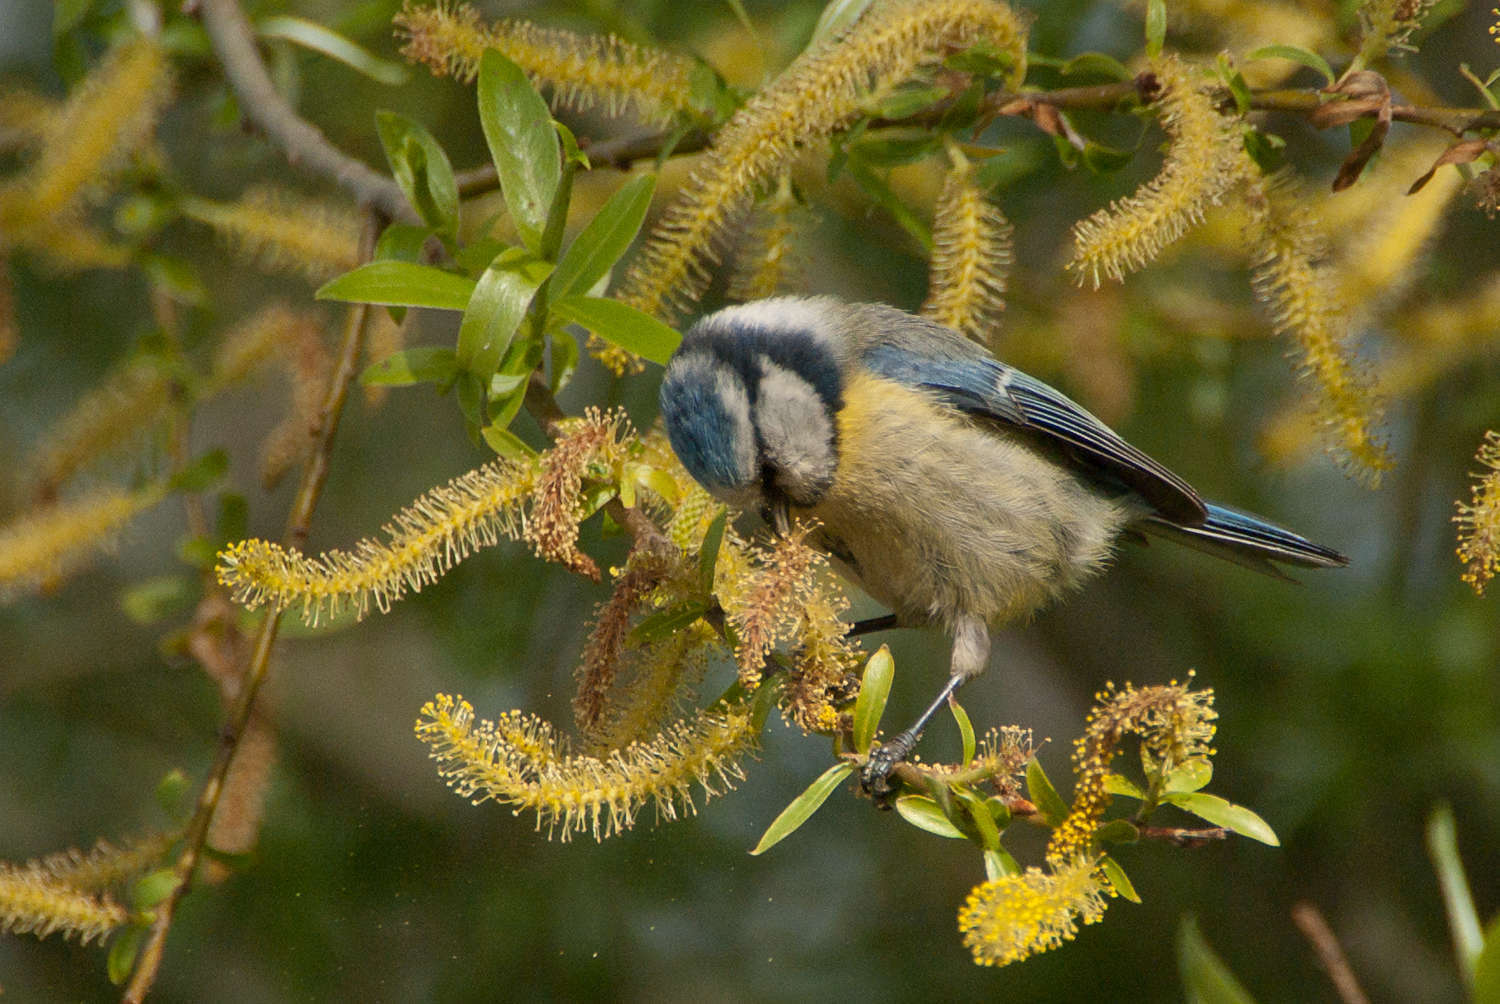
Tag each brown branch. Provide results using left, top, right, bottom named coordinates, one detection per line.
left=122, top=214, right=381, bottom=1004
left=1292, top=901, right=1371, bottom=1004
left=197, top=0, right=412, bottom=221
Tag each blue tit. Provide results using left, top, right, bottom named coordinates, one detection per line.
left=658, top=296, right=1346, bottom=796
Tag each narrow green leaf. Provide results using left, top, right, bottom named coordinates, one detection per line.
left=155, top=768, right=190, bottom=819
left=1026, top=759, right=1070, bottom=826
left=549, top=329, right=581, bottom=392
left=1105, top=772, right=1145, bottom=800
left=1061, top=51, right=1132, bottom=82
left=852, top=645, right=894, bottom=755
left=1178, top=916, right=1258, bottom=1004
left=1426, top=803, right=1484, bottom=976
left=983, top=847, right=1021, bottom=880
left=375, top=110, right=459, bottom=235
left=957, top=789, right=1001, bottom=851
left=1164, top=792, right=1279, bottom=846
left=360, top=346, right=458, bottom=387
left=108, top=926, right=145, bottom=985
left=169, top=449, right=228, bottom=493
left=1244, top=44, right=1335, bottom=85
left=628, top=602, right=711, bottom=644
left=949, top=696, right=975, bottom=766
left=1099, top=853, right=1141, bottom=903
left=317, top=261, right=475, bottom=309
left=478, top=49, right=560, bottom=253
left=550, top=295, right=681, bottom=365
left=551, top=174, right=656, bottom=300
left=375, top=222, right=435, bottom=263
left=750, top=762, right=853, bottom=855
left=894, top=795, right=967, bottom=839
left=1094, top=818, right=1140, bottom=845
left=480, top=425, right=536, bottom=459
left=1164, top=757, right=1213, bottom=794
left=1144, top=0, right=1167, bottom=60
left=131, top=869, right=180, bottom=911
left=811, top=0, right=875, bottom=46
left=698, top=508, right=727, bottom=595
left=457, top=248, right=553, bottom=379
left=1473, top=916, right=1500, bottom=1001
left=257, top=15, right=409, bottom=85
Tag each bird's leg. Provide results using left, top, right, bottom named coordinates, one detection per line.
left=861, top=616, right=991, bottom=804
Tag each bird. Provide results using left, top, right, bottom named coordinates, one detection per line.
left=656, top=296, right=1347, bottom=797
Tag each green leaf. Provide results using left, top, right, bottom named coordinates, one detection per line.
left=1244, top=44, right=1335, bottom=85
left=1094, top=818, right=1140, bottom=845
left=169, top=449, right=228, bottom=493
left=457, top=248, right=553, bottom=380
left=375, top=110, right=459, bottom=236
left=852, top=645, right=894, bottom=755
left=1164, top=792, right=1279, bottom=846
left=957, top=788, right=1001, bottom=851
left=480, top=425, right=536, bottom=459
left=1474, top=915, right=1500, bottom=1002
left=1104, top=772, right=1145, bottom=799
left=549, top=329, right=580, bottom=392
left=983, top=847, right=1021, bottom=880
left=1178, top=916, right=1258, bottom=1004
left=1164, top=756, right=1213, bottom=793
left=1061, top=51, right=1132, bottom=81
left=1144, top=0, right=1167, bottom=60
left=1426, top=803, right=1484, bottom=975
left=551, top=174, right=656, bottom=300
left=550, top=295, right=681, bottom=366
left=257, top=15, right=409, bottom=85
left=1099, top=853, right=1141, bottom=903
left=811, top=0, right=875, bottom=46
left=950, top=696, right=975, bottom=766
left=108, top=926, right=145, bottom=986
left=867, top=84, right=949, bottom=120
left=120, top=575, right=194, bottom=625
left=849, top=134, right=941, bottom=167
left=374, top=222, right=433, bottom=263
left=477, top=49, right=560, bottom=253
left=155, top=768, right=191, bottom=819
left=1026, top=759, right=1070, bottom=826
left=628, top=602, right=711, bottom=644
left=317, top=261, right=475, bottom=309
left=360, top=346, right=458, bottom=387
left=750, top=762, right=854, bottom=855
left=131, top=869, right=180, bottom=911
left=894, top=794, right=967, bottom=839
left=698, top=508, right=727, bottom=595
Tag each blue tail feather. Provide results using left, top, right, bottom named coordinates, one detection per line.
left=1139, top=501, right=1347, bottom=578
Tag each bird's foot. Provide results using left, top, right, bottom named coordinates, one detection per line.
left=860, top=732, right=917, bottom=807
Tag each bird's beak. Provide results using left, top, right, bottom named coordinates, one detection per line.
left=771, top=498, right=791, bottom=537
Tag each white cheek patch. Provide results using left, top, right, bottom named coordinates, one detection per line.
left=755, top=359, right=836, bottom=505
left=714, top=365, right=759, bottom=486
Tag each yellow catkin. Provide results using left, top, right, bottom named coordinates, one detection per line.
left=1048, top=680, right=1216, bottom=865
left=1069, top=54, right=1242, bottom=287
left=0, top=486, right=166, bottom=599
left=217, top=460, right=536, bottom=624
left=0, top=868, right=127, bottom=944
left=617, top=0, right=1027, bottom=322
left=0, top=38, right=172, bottom=231
left=921, top=147, right=1012, bottom=344
left=22, top=832, right=174, bottom=893
left=0, top=89, right=58, bottom=150
left=728, top=172, right=808, bottom=302
left=415, top=694, right=759, bottom=841
left=957, top=858, right=1111, bottom=966
left=1455, top=431, right=1500, bottom=594
left=395, top=2, right=698, bottom=125
left=208, top=304, right=322, bottom=391
left=1240, top=166, right=1393, bottom=483
left=180, top=188, right=362, bottom=282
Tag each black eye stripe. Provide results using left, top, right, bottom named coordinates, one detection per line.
left=685, top=322, right=844, bottom=417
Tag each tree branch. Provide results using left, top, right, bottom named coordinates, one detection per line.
left=122, top=213, right=381, bottom=1004
left=197, top=0, right=412, bottom=220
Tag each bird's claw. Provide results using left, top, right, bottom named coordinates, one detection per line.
left=860, top=735, right=915, bottom=807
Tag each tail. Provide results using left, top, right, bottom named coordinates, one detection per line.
left=1138, top=501, right=1348, bottom=579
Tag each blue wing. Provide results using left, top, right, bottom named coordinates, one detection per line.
left=861, top=330, right=1208, bottom=525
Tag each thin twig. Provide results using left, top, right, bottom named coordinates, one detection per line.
left=197, top=0, right=412, bottom=220
left=122, top=214, right=380, bottom=1004
left=1292, top=901, right=1371, bottom=1004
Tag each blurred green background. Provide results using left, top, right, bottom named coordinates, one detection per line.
left=2, top=0, right=1498, bottom=1000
